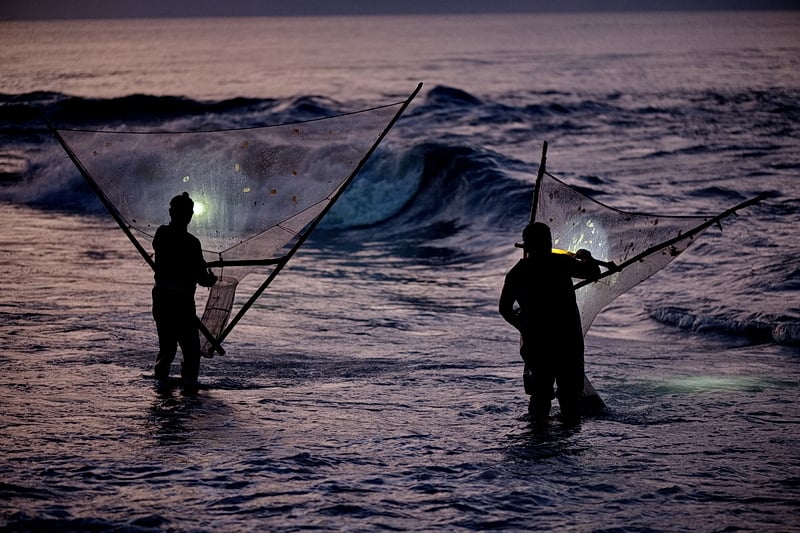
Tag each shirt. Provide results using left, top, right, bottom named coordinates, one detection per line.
left=153, top=223, right=216, bottom=293
left=499, top=252, right=600, bottom=340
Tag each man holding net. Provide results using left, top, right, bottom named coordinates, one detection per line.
left=152, top=192, right=218, bottom=394
left=499, top=222, right=600, bottom=421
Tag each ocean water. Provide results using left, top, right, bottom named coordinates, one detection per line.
left=1, top=11, right=800, bottom=532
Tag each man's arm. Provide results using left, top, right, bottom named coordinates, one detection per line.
left=197, top=268, right=217, bottom=288
left=192, top=237, right=217, bottom=287
left=572, top=249, right=601, bottom=280
left=499, top=280, right=522, bottom=331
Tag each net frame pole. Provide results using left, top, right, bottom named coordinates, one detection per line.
left=46, top=118, right=226, bottom=355
left=214, top=82, right=424, bottom=347
left=529, top=140, right=548, bottom=223
left=571, top=191, right=767, bottom=291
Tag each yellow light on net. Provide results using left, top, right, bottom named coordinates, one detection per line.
left=193, top=200, right=206, bottom=217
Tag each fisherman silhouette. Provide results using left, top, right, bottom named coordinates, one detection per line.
left=499, top=222, right=600, bottom=421
left=152, top=192, right=217, bottom=394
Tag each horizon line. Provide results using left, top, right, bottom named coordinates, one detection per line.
left=2, top=2, right=799, bottom=22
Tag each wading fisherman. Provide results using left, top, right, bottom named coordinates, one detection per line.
left=152, top=192, right=217, bottom=394
left=499, top=222, right=600, bottom=421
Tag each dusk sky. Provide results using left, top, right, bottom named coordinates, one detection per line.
left=1, top=0, right=798, bottom=19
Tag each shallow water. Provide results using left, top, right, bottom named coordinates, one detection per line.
left=2, top=10, right=800, bottom=532
left=2, top=204, right=799, bottom=531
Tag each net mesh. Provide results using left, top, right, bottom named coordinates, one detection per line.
left=199, top=276, right=238, bottom=355
left=58, top=104, right=402, bottom=268
left=535, top=171, right=713, bottom=336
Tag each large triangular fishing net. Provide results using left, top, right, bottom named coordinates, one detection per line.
left=52, top=86, right=420, bottom=354
left=534, top=170, right=763, bottom=336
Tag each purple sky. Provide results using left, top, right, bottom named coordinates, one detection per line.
left=1, top=0, right=798, bottom=20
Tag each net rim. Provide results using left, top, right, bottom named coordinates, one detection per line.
left=52, top=100, right=406, bottom=135
left=543, top=170, right=718, bottom=222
